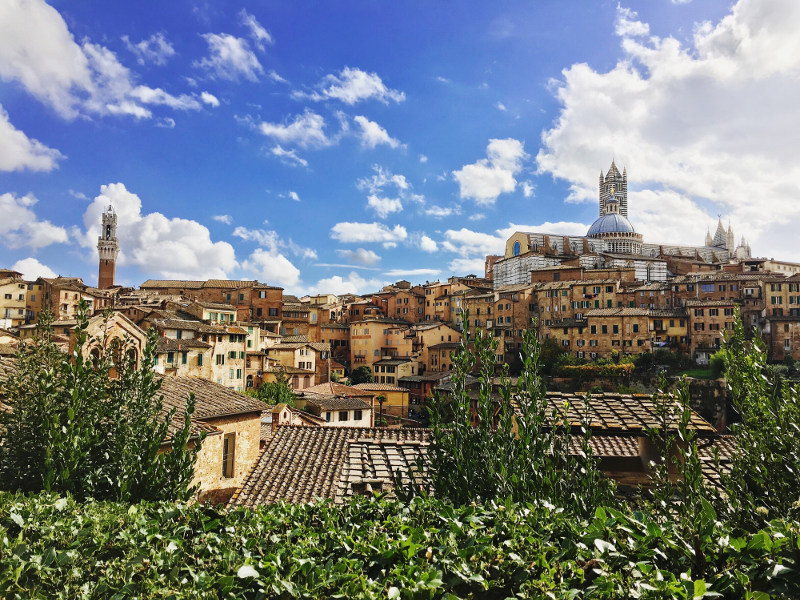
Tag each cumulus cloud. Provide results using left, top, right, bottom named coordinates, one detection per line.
left=448, top=258, right=487, bottom=275
left=305, top=272, right=386, bottom=296
left=0, top=0, right=204, bottom=120
left=239, top=10, right=273, bottom=50
left=288, top=191, right=300, bottom=202
left=241, top=248, right=300, bottom=287
left=122, top=33, right=175, bottom=66
left=195, top=33, right=263, bottom=81
left=357, top=165, right=409, bottom=194
left=11, top=257, right=56, bottom=280
left=295, top=66, right=405, bottom=104
left=200, top=91, right=220, bottom=107
left=0, top=105, right=63, bottom=171
left=256, top=110, right=332, bottom=148
left=330, top=222, right=408, bottom=245
left=353, top=115, right=401, bottom=149
left=366, top=195, right=403, bottom=219
left=419, top=154, right=428, bottom=163
left=336, top=248, right=381, bottom=266
left=212, top=214, right=233, bottom=225
left=441, top=228, right=505, bottom=257
left=452, top=138, right=528, bottom=205
left=536, top=0, right=800, bottom=260
left=419, top=235, right=438, bottom=253
left=614, top=6, right=649, bottom=37
left=79, top=183, right=236, bottom=279
left=0, top=192, right=69, bottom=249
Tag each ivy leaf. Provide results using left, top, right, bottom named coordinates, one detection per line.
left=237, top=564, right=259, bottom=579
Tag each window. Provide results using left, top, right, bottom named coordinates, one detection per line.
left=167, top=352, right=174, bottom=364
left=181, top=352, right=187, bottom=365
left=701, top=284, right=715, bottom=293
left=513, top=241, right=521, bottom=256
left=590, top=325, right=597, bottom=334
left=694, top=309, right=704, bottom=316
left=601, top=325, right=608, bottom=334
left=339, top=411, right=349, bottom=422
left=236, top=369, right=242, bottom=379
left=612, top=324, right=619, bottom=334
left=708, top=308, right=719, bottom=316
left=326, top=411, right=331, bottom=422
left=268, top=308, right=278, bottom=317
left=197, top=353, right=204, bottom=366
left=354, top=410, right=363, bottom=421
left=216, top=354, right=225, bottom=365
left=222, top=433, right=235, bottom=478
left=632, top=324, right=639, bottom=333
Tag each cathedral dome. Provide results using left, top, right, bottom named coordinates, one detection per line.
left=587, top=213, right=636, bottom=237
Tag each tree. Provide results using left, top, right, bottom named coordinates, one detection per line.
left=0, top=303, right=201, bottom=503
left=247, top=369, right=295, bottom=407
left=350, top=365, right=374, bottom=385
left=416, top=325, right=615, bottom=516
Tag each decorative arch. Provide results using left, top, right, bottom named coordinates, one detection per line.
left=512, top=241, right=521, bottom=256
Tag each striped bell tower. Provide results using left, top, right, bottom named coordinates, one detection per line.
left=599, top=160, right=627, bottom=218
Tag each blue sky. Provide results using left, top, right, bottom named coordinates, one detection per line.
left=2, top=0, right=799, bottom=295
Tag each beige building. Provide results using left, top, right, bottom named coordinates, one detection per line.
left=159, top=377, right=264, bottom=505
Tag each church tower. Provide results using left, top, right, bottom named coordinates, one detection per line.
left=97, top=206, right=119, bottom=289
left=599, top=160, right=627, bottom=218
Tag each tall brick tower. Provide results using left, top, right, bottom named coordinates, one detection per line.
left=97, top=206, right=119, bottom=289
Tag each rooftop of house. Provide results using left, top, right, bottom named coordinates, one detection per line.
left=230, top=426, right=432, bottom=507
left=301, top=382, right=375, bottom=397
left=352, top=383, right=409, bottom=392
left=305, top=395, right=372, bottom=412
left=157, top=376, right=266, bottom=422
left=155, top=337, right=210, bottom=352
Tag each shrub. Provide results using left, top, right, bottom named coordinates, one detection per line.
left=0, top=305, right=200, bottom=502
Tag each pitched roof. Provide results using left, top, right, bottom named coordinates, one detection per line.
left=306, top=396, right=371, bottom=411
left=302, top=382, right=374, bottom=397
left=140, top=280, right=205, bottom=289
left=352, top=383, right=408, bottom=392
left=157, top=377, right=266, bottom=421
left=155, top=337, right=210, bottom=352
left=230, top=426, right=431, bottom=506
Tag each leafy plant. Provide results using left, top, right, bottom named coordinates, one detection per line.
left=247, top=368, right=295, bottom=407
left=0, top=303, right=201, bottom=502
left=349, top=365, right=374, bottom=385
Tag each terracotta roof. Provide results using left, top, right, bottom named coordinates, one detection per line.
left=193, top=300, right=237, bottom=311
left=352, top=383, right=408, bottom=392
left=203, top=280, right=257, bottom=289
left=586, top=308, right=651, bottom=317
left=523, top=392, right=717, bottom=436
left=303, top=382, right=374, bottom=397
left=282, top=295, right=301, bottom=304
left=306, top=396, right=371, bottom=411
left=686, top=300, right=737, bottom=307
left=231, top=426, right=432, bottom=506
left=266, top=366, right=315, bottom=375
left=281, top=335, right=308, bottom=343
left=140, top=280, right=205, bottom=289
left=157, top=377, right=266, bottom=421
left=155, top=337, right=210, bottom=352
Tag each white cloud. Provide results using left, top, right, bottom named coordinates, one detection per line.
left=155, top=117, right=175, bottom=129
left=495, top=221, right=590, bottom=240
left=424, top=205, right=460, bottom=219
left=537, top=0, right=800, bottom=261
left=615, top=6, right=649, bottom=37
left=441, top=228, right=505, bottom=257
left=0, top=192, right=69, bottom=249
left=288, top=191, right=300, bottom=202
left=268, top=70, right=288, bottom=84
left=122, top=33, right=175, bottom=66
left=419, top=235, right=438, bottom=253
left=195, top=33, right=263, bottom=81
left=257, top=110, right=331, bottom=148
left=212, top=214, right=233, bottom=225
left=353, top=115, right=401, bottom=149
left=452, top=138, right=528, bottom=205
left=366, top=195, right=403, bottom=219
left=11, top=257, right=56, bottom=280
left=239, top=10, right=273, bottom=50
left=233, top=226, right=279, bottom=247
left=79, top=183, right=236, bottom=279
left=384, top=268, right=440, bottom=278
left=495, top=101, right=507, bottom=111
left=448, top=258, right=487, bottom=275
left=336, top=248, right=381, bottom=266
left=469, top=214, right=486, bottom=221
left=330, top=222, right=408, bottom=244
left=521, top=181, right=535, bottom=198
left=0, top=1, right=204, bottom=121
left=270, top=145, right=308, bottom=167
left=306, top=272, right=386, bottom=296
left=296, top=66, right=405, bottom=105
left=0, top=105, right=63, bottom=171
left=419, top=154, right=428, bottom=163
left=357, top=165, right=409, bottom=194
left=200, top=91, right=220, bottom=107
left=241, top=248, right=300, bottom=288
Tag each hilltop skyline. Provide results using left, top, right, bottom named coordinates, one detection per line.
left=2, top=0, right=800, bottom=295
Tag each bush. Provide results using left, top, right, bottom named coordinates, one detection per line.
left=0, top=305, right=200, bottom=502
left=349, top=365, right=374, bottom=385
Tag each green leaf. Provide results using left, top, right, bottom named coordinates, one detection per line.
left=388, top=586, right=400, bottom=599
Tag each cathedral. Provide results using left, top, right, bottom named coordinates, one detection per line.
left=491, top=161, right=752, bottom=287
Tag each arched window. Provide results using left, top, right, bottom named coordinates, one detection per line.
left=303, top=375, right=310, bottom=388
left=513, top=241, right=521, bottom=256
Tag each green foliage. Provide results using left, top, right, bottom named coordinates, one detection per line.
left=0, top=303, right=201, bottom=503
left=349, top=365, right=374, bottom=385
left=709, top=351, right=726, bottom=378
left=556, top=363, right=634, bottom=378
left=1, top=492, right=798, bottom=599
left=423, top=323, right=616, bottom=517
left=716, top=308, right=800, bottom=531
left=247, top=370, right=295, bottom=407
left=538, top=335, right=567, bottom=374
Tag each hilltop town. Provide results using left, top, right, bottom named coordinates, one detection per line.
left=1, top=162, right=799, bottom=506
